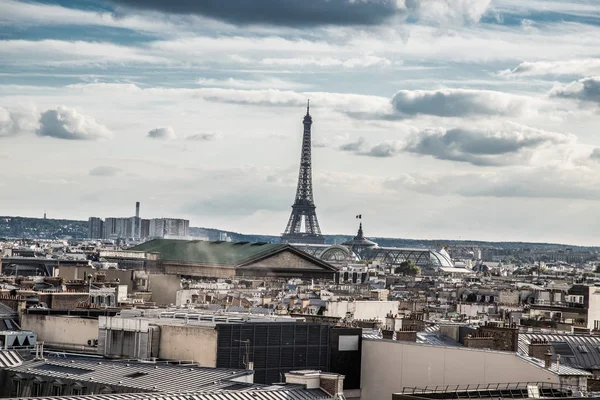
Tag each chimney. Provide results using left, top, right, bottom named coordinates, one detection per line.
left=381, top=329, right=394, bottom=340
left=544, top=350, right=553, bottom=369
left=528, top=339, right=551, bottom=360
left=385, top=311, right=395, bottom=331
left=135, top=202, right=140, bottom=218
left=284, top=371, right=345, bottom=398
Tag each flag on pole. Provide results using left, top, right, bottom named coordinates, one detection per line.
left=356, top=214, right=362, bottom=219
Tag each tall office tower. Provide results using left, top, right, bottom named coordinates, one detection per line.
left=103, top=217, right=131, bottom=239
left=281, top=101, right=325, bottom=244
left=88, top=217, right=104, bottom=239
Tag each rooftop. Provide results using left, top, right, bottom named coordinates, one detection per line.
left=130, top=239, right=337, bottom=272
left=7, top=357, right=254, bottom=393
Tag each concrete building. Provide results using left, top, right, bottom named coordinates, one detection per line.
left=21, top=311, right=104, bottom=353
left=88, top=217, right=103, bottom=239
left=323, top=300, right=400, bottom=322
left=360, top=338, right=572, bottom=400
left=148, top=218, right=189, bottom=239
left=96, top=310, right=361, bottom=388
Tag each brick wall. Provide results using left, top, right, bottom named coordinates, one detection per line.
left=395, top=331, right=417, bottom=342
left=464, top=336, right=494, bottom=349
left=37, top=293, right=89, bottom=309
left=382, top=329, right=394, bottom=340
left=320, top=377, right=339, bottom=396
left=478, top=323, right=519, bottom=352
left=0, top=295, right=26, bottom=313
left=528, top=340, right=551, bottom=360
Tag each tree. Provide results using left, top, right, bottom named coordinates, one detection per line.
left=394, top=260, right=421, bottom=276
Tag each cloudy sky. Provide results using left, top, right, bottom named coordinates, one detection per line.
left=1, top=0, right=600, bottom=245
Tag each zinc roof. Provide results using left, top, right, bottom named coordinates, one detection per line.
left=7, top=358, right=253, bottom=393
left=519, top=333, right=600, bottom=371
left=131, top=239, right=282, bottom=266
left=6, top=388, right=333, bottom=400
left=130, top=240, right=336, bottom=271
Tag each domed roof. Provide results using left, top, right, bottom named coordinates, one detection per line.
left=342, top=223, right=378, bottom=247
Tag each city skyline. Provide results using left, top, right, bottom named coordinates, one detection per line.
left=1, top=1, right=600, bottom=245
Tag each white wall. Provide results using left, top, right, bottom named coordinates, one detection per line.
left=361, top=339, right=559, bottom=400
left=587, top=286, right=600, bottom=330
left=324, top=301, right=399, bottom=321
left=21, top=314, right=98, bottom=349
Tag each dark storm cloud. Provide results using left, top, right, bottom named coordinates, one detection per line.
left=339, top=125, right=572, bottom=166
left=109, top=0, right=400, bottom=26
left=391, top=89, right=527, bottom=118
left=404, top=126, right=571, bottom=166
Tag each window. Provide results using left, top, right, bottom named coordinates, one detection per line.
left=577, top=345, right=589, bottom=354
left=72, top=387, right=82, bottom=395
left=124, top=372, right=149, bottom=378
left=339, top=335, right=359, bottom=351
left=11, top=380, right=22, bottom=397
left=51, top=385, right=63, bottom=396
left=32, top=382, right=44, bottom=396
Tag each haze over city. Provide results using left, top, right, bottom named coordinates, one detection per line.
left=2, top=0, right=600, bottom=245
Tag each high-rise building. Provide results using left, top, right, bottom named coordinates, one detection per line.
left=141, top=219, right=150, bottom=239
left=103, top=217, right=131, bottom=239
left=281, top=101, right=325, bottom=244
left=88, top=217, right=103, bottom=239
left=148, top=218, right=189, bottom=239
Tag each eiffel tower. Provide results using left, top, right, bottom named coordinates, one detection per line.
left=281, top=101, right=325, bottom=244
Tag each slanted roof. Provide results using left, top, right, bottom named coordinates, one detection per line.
left=6, top=358, right=253, bottom=393
left=519, top=333, right=600, bottom=371
left=8, top=388, right=333, bottom=400
left=131, top=239, right=337, bottom=272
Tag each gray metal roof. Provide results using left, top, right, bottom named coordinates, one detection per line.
left=519, top=333, right=600, bottom=371
left=0, top=303, right=17, bottom=316
left=0, top=350, right=23, bottom=368
left=6, top=358, right=254, bottom=393
left=517, top=354, right=592, bottom=376
left=5, top=388, right=332, bottom=400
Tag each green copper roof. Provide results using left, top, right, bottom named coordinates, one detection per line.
left=130, top=239, right=287, bottom=266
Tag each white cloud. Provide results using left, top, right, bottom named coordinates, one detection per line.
left=147, top=126, right=177, bottom=140
left=499, top=59, right=600, bottom=77
left=259, top=54, right=392, bottom=68
left=409, top=0, right=492, bottom=24
left=0, top=104, right=38, bottom=137
left=89, top=166, right=122, bottom=177
left=197, top=77, right=307, bottom=90
left=0, top=39, right=166, bottom=66
left=386, top=165, right=600, bottom=200
left=37, top=106, right=112, bottom=140
left=185, top=132, right=222, bottom=141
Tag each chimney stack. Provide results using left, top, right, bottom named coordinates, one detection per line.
left=135, top=201, right=140, bottom=218
left=544, top=350, right=553, bottom=369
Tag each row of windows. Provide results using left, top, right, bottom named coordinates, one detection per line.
left=10, top=379, right=117, bottom=398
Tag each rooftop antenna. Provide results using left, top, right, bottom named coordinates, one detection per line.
left=306, top=99, right=310, bottom=115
